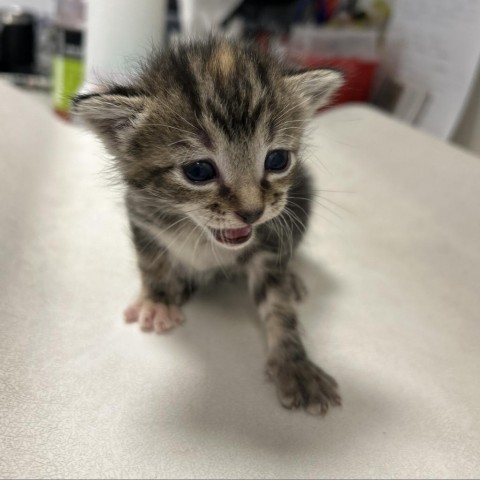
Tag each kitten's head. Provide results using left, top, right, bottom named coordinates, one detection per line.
left=74, top=38, right=343, bottom=249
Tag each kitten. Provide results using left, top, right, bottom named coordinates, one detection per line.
left=73, top=37, right=343, bottom=415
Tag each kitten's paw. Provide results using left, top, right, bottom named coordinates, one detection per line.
left=267, top=357, right=341, bottom=416
left=124, top=300, right=184, bottom=334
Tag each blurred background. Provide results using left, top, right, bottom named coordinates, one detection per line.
left=1, top=0, right=479, bottom=155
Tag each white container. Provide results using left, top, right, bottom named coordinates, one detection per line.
left=84, top=0, right=167, bottom=88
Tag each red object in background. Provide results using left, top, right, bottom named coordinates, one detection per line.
left=291, top=54, right=378, bottom=107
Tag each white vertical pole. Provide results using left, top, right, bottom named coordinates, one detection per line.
left=84, top=0, right=167, bottom=88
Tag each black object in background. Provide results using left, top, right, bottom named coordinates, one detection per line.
left=0, top=9, right=36, bottom=74
left=222, top=0, right=298, bottom=36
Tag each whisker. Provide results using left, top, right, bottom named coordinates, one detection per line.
left=283, top=206, right=308, bottom=234
left=288, top=195, right=350, bottom=216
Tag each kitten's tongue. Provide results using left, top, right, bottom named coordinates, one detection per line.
left=223, top=226, right=252, bottom=240
left=210, top=225, right=253, bottom=246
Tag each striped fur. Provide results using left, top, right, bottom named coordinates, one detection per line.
left=74, top=37, right=343, bottom=415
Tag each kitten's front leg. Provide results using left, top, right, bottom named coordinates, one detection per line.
left=125, top=224, right=195, bottom=334
left=248, top=255, right=341, bottom=415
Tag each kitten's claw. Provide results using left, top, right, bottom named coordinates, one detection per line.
left=267, top=357, right=341, bottom=416
left=124, top=300, right=184, bottom=334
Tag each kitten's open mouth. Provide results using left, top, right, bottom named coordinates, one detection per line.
left=209, top=226, right=253, bottom=246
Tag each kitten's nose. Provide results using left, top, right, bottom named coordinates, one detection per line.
left=235, top=209, right=264, bottom=225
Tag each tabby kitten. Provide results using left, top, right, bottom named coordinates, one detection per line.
left=73, top=37, right=343, bottom=415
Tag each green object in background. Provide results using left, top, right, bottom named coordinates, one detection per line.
left=53, top=55, right=84, bottom=114
left=53, top=28, right=84, bottom=118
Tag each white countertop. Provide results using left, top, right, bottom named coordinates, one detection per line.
left=1, top=81, right=479, bottom=479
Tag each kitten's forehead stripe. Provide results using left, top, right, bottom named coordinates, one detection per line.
left=210, top=44, right=235, bottom=78
left=136, top=37, right=302, bottom=152
left=206, top=98, right=265, bottom=141
left=171, top=54, right=203, bottom=117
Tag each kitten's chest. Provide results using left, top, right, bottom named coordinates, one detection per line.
left=148, top=223, right=240, bottom=273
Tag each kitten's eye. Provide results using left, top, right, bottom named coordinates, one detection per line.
left=265, top=150, right=290, bottom=172
left=183, top=160, right=216, bottom=183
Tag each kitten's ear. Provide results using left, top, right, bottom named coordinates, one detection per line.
left=284, top=69, right=344, bottom=115
left=72, top=88, right=147, bottom=153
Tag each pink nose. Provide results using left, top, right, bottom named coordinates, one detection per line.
left=235, top=209, right=264, bottom=224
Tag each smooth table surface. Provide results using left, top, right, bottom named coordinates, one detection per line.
left=1, top=81, right=480, bottom=479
